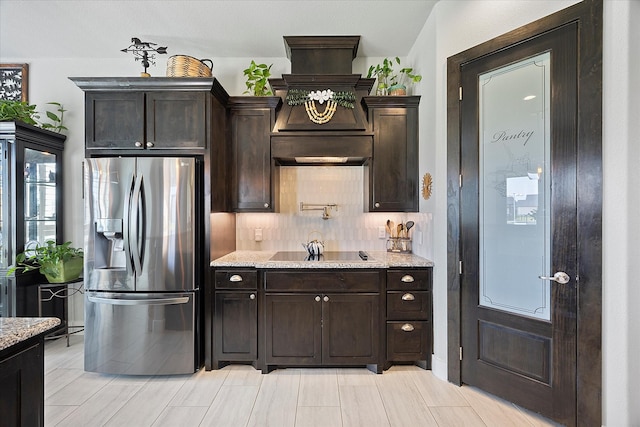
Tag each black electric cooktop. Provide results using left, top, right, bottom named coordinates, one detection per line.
left=269, top=251, right=370, bottom=261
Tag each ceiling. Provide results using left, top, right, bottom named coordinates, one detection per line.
left=0, top=1, right=438, bottom=60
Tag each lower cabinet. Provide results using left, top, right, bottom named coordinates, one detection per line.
left=265, top=293, right=379, bottom=368
left=0, top=338, right=45, bottom=426
left=385, top=269, right=433, bottom=368
left=212, top=269, right=258, bottom=369
left=264, top=269, right=383, bottom=373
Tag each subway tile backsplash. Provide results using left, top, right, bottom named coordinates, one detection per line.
left=236, top=166, right=432, bottom=258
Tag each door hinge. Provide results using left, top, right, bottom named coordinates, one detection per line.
left=459, top=86, right=463, bottom=101
left=459, top=261, right=463, bottom=274
left=459, top=347, right=463, bottom=360
left=459, top=174, right=462, bottom=188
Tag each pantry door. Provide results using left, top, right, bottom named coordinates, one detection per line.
left=458, top=22, right=578, bottom=425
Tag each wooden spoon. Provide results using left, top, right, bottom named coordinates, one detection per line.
left=386, top=219, right=392, bottom=236
left=397, top=223, right=403, bottom=238
left=388, top=220, right=395, bottom=237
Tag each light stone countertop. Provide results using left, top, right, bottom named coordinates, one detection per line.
left=0, top=317, right=61, bottom=351
left=210, top=250, right=433, bottom=269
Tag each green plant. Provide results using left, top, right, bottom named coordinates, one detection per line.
left=243, top=60, right=273, bottom=96
left=0, top=100, right=67, bottom=132
left=367, top=57, right=422, bottom=94
left=7, top=240, right=83, bottom=283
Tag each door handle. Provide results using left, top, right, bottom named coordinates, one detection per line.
left=539, top=271, right=570, bottom=284
left=87, top=295, right=189, bottom=305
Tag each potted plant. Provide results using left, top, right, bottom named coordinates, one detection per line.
left=7, top=240, right=83, bottom=283
left=0, top=100, right=67, bottom=132
left=243, top=60, right=273, bottom=96
left=367, top=57, right=422, bottom=96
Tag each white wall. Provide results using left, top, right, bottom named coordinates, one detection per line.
left=406, top=0, right=635, bottom=425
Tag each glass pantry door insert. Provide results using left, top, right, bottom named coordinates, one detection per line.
left=478, top=52, right=551, bottom=320
left=24, top=147, right=57, bottom=249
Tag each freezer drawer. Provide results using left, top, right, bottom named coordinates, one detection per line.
left=84, top=291, right=196, bottom=375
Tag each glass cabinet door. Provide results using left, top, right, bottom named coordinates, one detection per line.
left=24, top=147, right=57, bottom=249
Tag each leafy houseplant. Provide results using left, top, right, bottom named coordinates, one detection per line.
left=367, top=57, right=422, bottom=96
left=0, top=100, right=67, bottom=132
left=7, top=240, right=83, bottom=283
left=243, top=60, right=273, bottom=96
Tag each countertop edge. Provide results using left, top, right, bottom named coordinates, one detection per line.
left=210, top=251, right=434, bottom=269
left=0, top=317, right=62, bottom=352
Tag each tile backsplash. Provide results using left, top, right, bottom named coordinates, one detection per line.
left=236, top=166, right=432, bottom=258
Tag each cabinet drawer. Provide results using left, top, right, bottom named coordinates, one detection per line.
left=214, top=270, right=258, bottom=289
left=386, top=291, right=430, bottom=320
left=386, top=269, right=431, bottom=291
left=386, top=321, right=431, bottom=361
left=265, top=270, right=380, bottom=292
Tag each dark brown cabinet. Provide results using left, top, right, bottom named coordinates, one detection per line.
left=363, top=97, right=420, bottom=212
left=385, top=268, right=432, bottom=367
left=0, top=122, right=66, bottom=321
left=264, top=270, right=382, bottom=372
left=229, top=97, right=281, bottom=212
left=84, top=91, right=206, bottom=151
left=212, top=269, right=258, bottom=368
left=0, top=336, right=45, bottom=426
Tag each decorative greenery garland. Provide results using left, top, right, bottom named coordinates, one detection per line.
left=286, top=89, right=356, bottom=109
left=286, top=89, right=356, bottom=124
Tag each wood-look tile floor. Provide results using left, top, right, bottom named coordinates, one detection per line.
left=44, top=336, right=562, bottom=427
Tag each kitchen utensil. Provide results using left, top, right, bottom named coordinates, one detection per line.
left=386, top=219, right=392, bottom=236
left=388, top=220, right=395, bottom=237
left=405, top=221, right=415, bottom=237
left=397, top=224, right=403, bottom=238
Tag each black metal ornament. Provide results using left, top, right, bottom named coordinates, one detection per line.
left=121, top=37, right=167, bottom=76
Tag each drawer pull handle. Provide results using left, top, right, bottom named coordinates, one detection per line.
left=401, top=275, right=415, bottom=283
left=229, top=275, right=243, bottom=282
left=250, top=293, right=256, bottom=300
left=402, top=293, right=415, bottom=301
left=401, top=323, right=415, bottom=332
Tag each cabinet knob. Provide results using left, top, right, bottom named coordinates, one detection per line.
left=134, top=141, right=143, bottom=147
left=315, top=296, right=321, bottom=302
left=264, top=203, right=269, bottom=208
left=250, top=293, right=256, bottom=300
left=401, top=275, right=415, bottom=283
left=374, top=202, right=380, bottom=208
left=146, top=141, right=154, bottom=148
left=323, top=295, right=329, bottom=302
left=401, top=323, right=415, bottom=332
left=401, top=293, right=415, bottom=301
left=229, top=274, right=243, bottom=282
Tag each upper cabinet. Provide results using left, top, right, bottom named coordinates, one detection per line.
left=70, top=78, right=227, bottom=154
left=228, top=97, right=282, bottom=212
left=363, top=96, right=421, bottom=212
left=85, top=91, right=206, bottom=150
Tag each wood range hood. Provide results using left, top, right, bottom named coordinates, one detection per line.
left=269, top=36, right=376, bottom=166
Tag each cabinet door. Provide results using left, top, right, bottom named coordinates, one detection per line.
left=265, top=294, right=321, bottom=365
left=322, top=293, right=379, bottom=365
left=370, top=107, right=419, bottom=212
left=231, top=108, right=273, bottom=211
left=86, top=92, right=145, bottom=150
left=0, top=341, right=44, bottom=427
left=146, top=92, right=206, bottom=149
left=214, top=291, right=257, bottom=361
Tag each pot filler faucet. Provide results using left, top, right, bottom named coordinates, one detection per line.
left=300, top=202, right=338, bottom=220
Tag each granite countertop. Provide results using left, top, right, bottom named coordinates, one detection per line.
left=210, top=250, right=434, bottom=269
left=0, top=317, right=61, bottom=351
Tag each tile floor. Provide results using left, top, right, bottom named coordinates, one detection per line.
left=44, top=335, right=561, bottom=426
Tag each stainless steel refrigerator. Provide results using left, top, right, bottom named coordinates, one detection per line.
left=84, top=157, right=200, bottom=375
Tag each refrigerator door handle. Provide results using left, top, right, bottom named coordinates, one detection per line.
left=130, top=173, right=143, bottom=276
left=87, top=295, right=190, bottom=306
left=123, top=169, right=136, bottom=275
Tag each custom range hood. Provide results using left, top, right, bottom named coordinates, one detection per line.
left=270, top=36, right=375, bottom=166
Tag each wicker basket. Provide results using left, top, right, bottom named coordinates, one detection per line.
left=166, top=55, right=213, bottom=77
